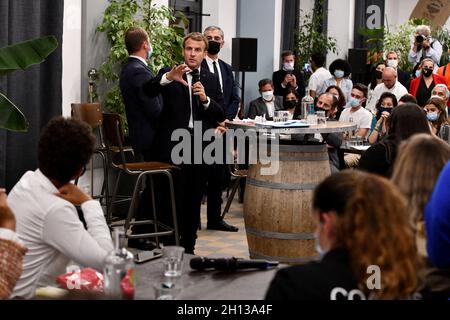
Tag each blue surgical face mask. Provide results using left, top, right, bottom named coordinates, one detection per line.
left=334, top=70, right=345, bottom=79
left=427, top=111, right=439, bottom=122
left=349, top=97, right=361, bottom=108
left=147, top=47, right=154, bottom=60
left=415, top=70, right=422, bottom=78
left=314, top=225, right=326, bottom=258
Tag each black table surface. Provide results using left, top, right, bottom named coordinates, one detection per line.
left=135, top=254, right=281, bottom=300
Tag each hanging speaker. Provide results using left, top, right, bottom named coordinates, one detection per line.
left=348, top=48, right=368, bottom=74
left=232, top=38, right=257, bottom=72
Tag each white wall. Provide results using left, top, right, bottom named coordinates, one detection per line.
left=62, top=0, right=82, bottom=116
left=202, top=0, right=237, bottom=64
left=327, top=0, right=354, bottom=64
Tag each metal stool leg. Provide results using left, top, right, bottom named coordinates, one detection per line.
left=108, top=170, right=122, bottom=226
left=165, top=170, right=179, bottom=246
left=125, top=173, right=146, bottom=233
left=149, top=175, right=160, bottom=247
left=221, top=177, right=240, bottom=219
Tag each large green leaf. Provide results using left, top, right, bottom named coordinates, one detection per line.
left=0, top=93, right=28, bottom=132
left=0, top=35, right=58, bottom=76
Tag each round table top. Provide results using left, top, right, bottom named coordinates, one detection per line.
left=225, top=120, right=357, bottom=134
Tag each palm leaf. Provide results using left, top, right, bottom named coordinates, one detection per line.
left=0, top=35, right=58, bottom=76
left=0, top=93, right=28, bottom=132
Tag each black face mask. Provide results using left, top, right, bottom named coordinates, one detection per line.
left=375, top=70, right=383, bottom=79
left=284, top=100, right=297, bottom=109
left=423, top=68, right=433, bottom=78
left=207, top=41, right=221, bottom=55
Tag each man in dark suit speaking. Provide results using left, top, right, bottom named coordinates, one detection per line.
left=201, top=25, right=240, bottom=232
left=143, top=33, right=225, bottom=253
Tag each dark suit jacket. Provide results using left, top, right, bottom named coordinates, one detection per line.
left=119, top=57, right=162, bottom=153
left=272, top=69, right=306, bottom=100
left=398, top=68, right=411, bottom=89
left=143, top=67, right=225, bottom=162
left=201, top=59, right=241, bottom=120
left=247, top=96, right=284, bottom=120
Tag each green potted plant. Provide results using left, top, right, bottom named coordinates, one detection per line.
left=0, top=36, right=58, bottom=131
left=96, top=0, right=187, bottom=124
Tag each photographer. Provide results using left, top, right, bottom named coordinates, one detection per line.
left=408, top=25, right=442, bottom=73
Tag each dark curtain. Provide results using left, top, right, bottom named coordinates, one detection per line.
left=0, top=0, right=63, bottom=191
left=282, top=0, right=299, bottom=52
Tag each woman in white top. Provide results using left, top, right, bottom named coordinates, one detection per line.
left=318, top=59, right=353, bottom=103
left=365, top=62, right=386, bottom=114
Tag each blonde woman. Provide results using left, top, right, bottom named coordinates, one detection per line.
left=266, top=171, right=423, bottom=300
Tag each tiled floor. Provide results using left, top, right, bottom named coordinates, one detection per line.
left=195, top=194, right=249, bottom=259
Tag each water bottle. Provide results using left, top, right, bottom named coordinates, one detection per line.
left=104, top=229, right=135, bottom=299
left=301, top=87, right=314, bottom=120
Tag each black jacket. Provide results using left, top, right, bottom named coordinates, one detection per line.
left=272, top=69, right=306, bottom=100
left=119, top=57, right=162, bottom=153
left=201, top=59, right=240, bottom=120
left=265, top=249, right=361, bottom=300
left=143, top=67, right=225, bottom=163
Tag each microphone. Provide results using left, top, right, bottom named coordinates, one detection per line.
left=190, top=69, right=201, bottom=106
left=190, top=257, right=279, bottom=272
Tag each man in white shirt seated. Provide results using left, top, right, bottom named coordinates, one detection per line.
left=366, top=67, right=408, bottom=114
left=8, top=117, right=113, bottom=299
left=339, top=84, right=373, bottom=168
left=247, top=79, right=284, bottom=120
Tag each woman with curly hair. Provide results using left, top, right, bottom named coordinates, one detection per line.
left=266, top=170, right=424, bottom=300
left=318, top=59, right=353, bottom=103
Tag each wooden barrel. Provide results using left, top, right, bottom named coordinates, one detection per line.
left=244, top=144, right=331, bottom=264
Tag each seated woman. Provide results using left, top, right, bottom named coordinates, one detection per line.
left=0, top=189, right=27, bottom=299
left=424, top=97, right=449, bottom=138
left=283, top=87, right=300, bottom=119
left=318, top=59, right=353, bottom=103
left=368, top=92, right=398, bottom=144
left=265, top=170, right=424, bottom=300
left=409, top=58, right=446, bottom=107
left=391, top=134, right=450, bottom=300
left=424, top=161, right=450, bottom=299
left=366, top=62, right=387, bottom=112
left=358, top=104, right=431, bottom=177
left=325, top=85, right=346, bottom=119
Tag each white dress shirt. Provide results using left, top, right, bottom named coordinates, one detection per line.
left=205, top=56, right=223, bottom=91
left=129, top=55, right=148, bottom=66
left=366, top=81, right=408, bottom=114
left=308, top=67, right=332, bottom=93
left=161, top=68, right=210, bottom=129
left=8, top=169, right=113, bottom=299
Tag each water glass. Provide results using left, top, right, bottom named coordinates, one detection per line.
left=273, top=111, right=282, bottom=122
left=316, top=111, right=326, bottom=126
left=162, top=246, right=184, bottom=278
left=153, top=280, right=182, bottom=300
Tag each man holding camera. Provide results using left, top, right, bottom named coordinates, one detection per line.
left=408, top=25, right=442, bottom=73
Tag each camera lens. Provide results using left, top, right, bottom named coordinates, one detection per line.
left=416, top=35, right=424, bottom=43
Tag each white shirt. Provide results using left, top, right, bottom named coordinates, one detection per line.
left=205, top=56, right=223, bottom=92
left=264, top=99, right=276, bottom=118
left=366, top=81, right=408, bottom=114
left=0, top=228, right=23, bottom=245
left=129, top=55, right=148, bottom=66
left=308, top=67, right=332, bottom=93
left=8, top=170, right=113, bottom=299
left=161, top=68, right=210, bottom=129
left=339, top=107, right=373, bottom=130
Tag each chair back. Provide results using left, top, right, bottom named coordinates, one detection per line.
left=71, top=103, right=103, bottom=128
left=102, top=112, right=128, bottom=167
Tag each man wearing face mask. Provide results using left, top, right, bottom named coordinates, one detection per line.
left=385, top=51, right=410, bottom=88
left=247, top=79, right=284, bottom=120
left=410, top=58, right=446, bottom=107
left=272, top=51, right=306, bottom=100
left=339, top=84, right=372, bottom=139
left=366, top=67, right=408, bottom=115
left=201, top=25, right=240, bottom=232
left=120, top=27, right=164, bottom=250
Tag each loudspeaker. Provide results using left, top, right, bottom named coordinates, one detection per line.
left=232, top=38, right=257, bottom=72
left=348, top=48, right=368, bottom=75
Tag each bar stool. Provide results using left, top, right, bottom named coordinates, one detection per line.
left=102, top=113, right=180, bottom=246
left=222, top=162, right=247, bottom=218
left=71, top=103, right=110, bottom=216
